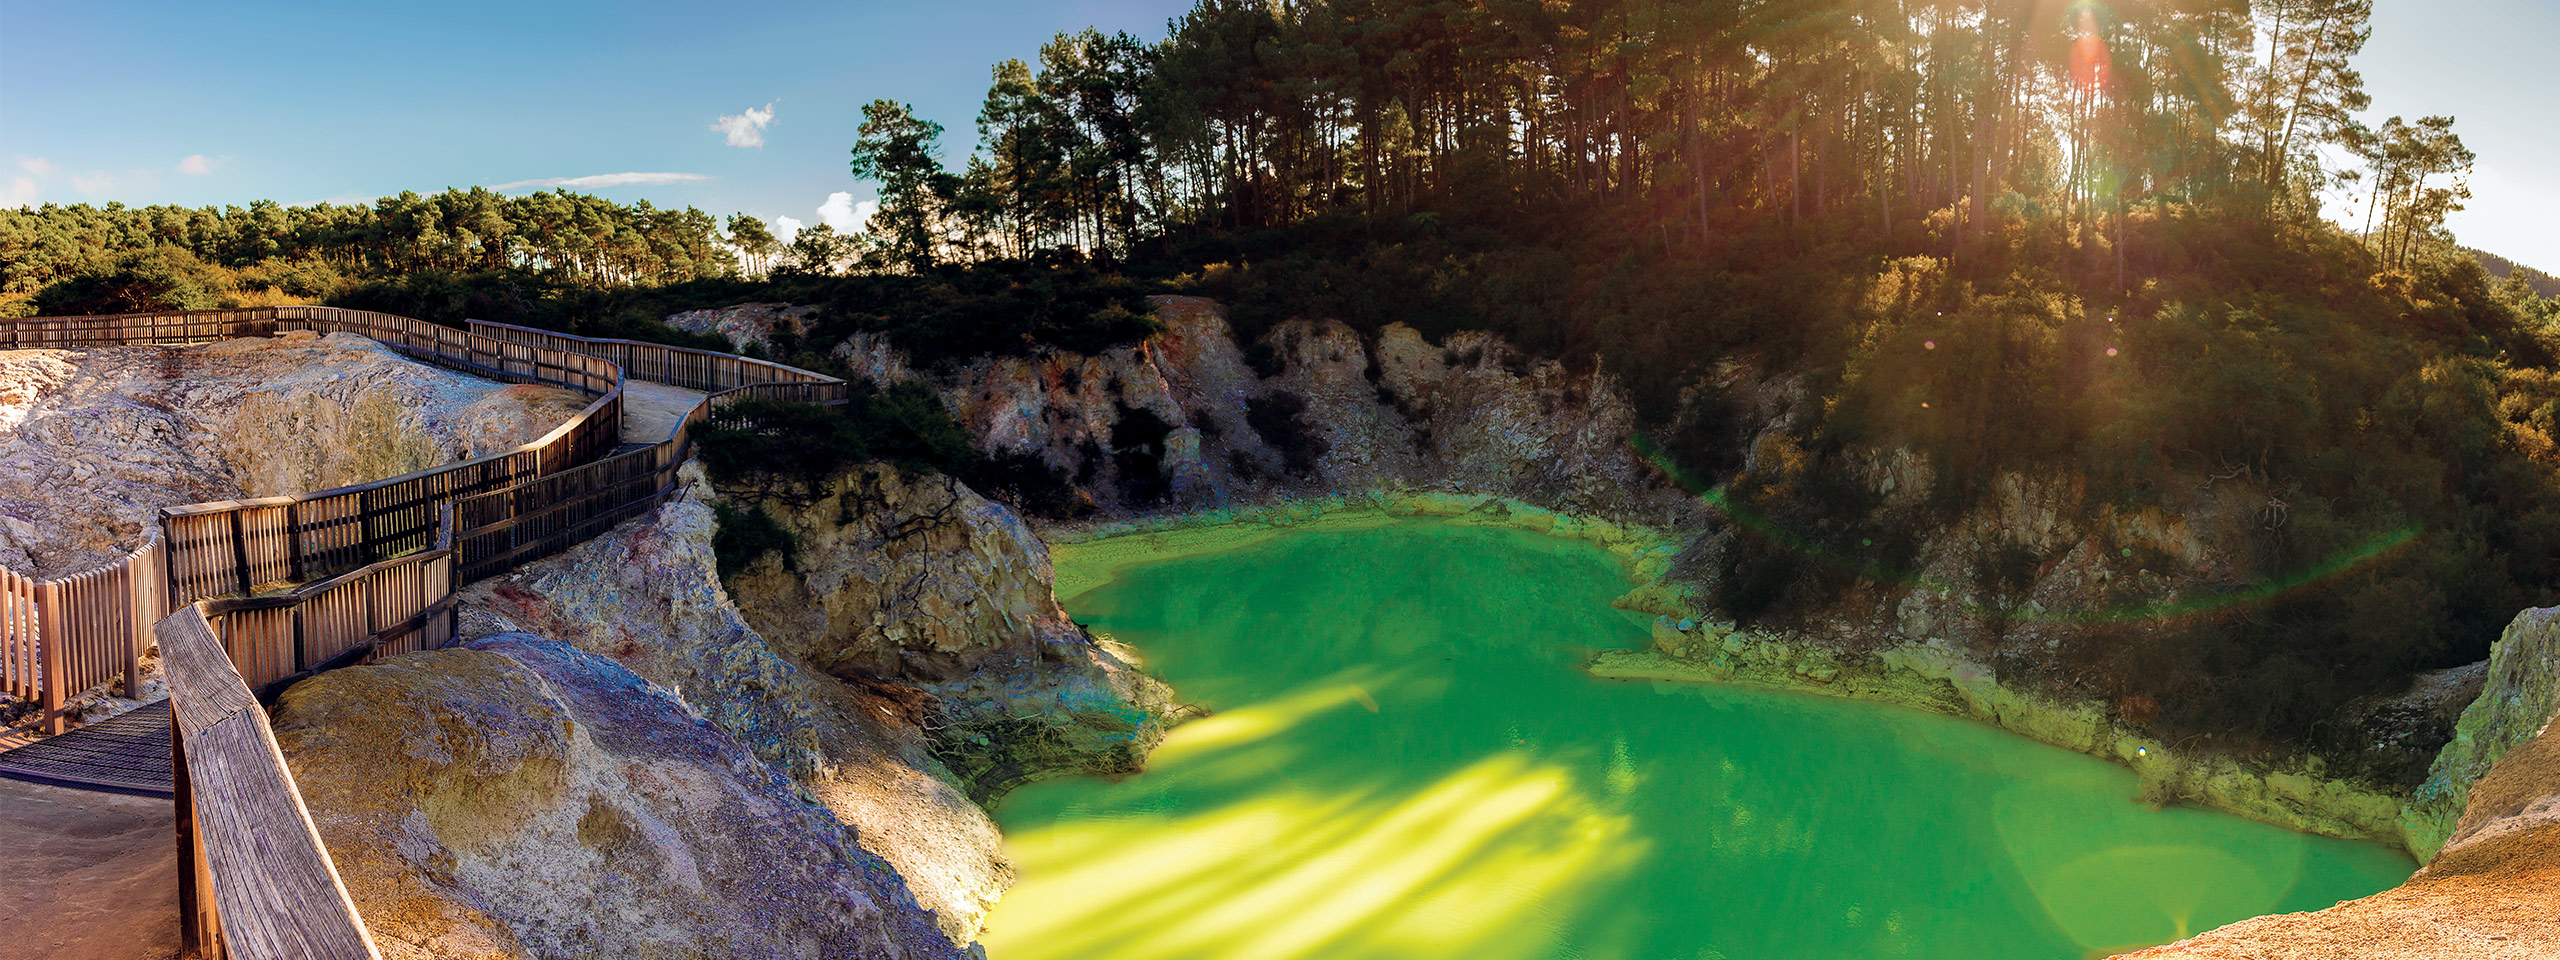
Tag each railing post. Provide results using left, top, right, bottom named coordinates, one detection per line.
left=37, top=581, right=63, bottom=736
left=173, top=719, right=221, bottom=958
left=291, top=604, right=309, bottom=676
left=124, top=556, right=145, bottom=699
left=359, top=489, right=379, bottom=565
left=162, top=513, right=184, bottom=613
left=227, top=511, right=254, bottom=598
left=286, top=503, right=306, bottom=584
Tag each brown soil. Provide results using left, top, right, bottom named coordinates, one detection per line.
left=0, top=779, right=177, bottom=960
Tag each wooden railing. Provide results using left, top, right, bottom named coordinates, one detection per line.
left=465, top=319, right=836, bottom=393
left=161, top=605, right=378, bottom=960
left=449, top=320, right=849, bottom=581
left=163, top=309, right=622, bottom=600
left=0, top=307, right=623, bottom=732
left=4, top=307, right=843, bottom=959
left=1, top=537, right=167, bottom=734
left=195, top=506, right=459, bottom=697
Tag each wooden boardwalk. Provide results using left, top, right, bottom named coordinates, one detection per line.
left=0, top=701, right=173, bottom=799
left=0, top=371, right=709, bottom=801
left=0, top=308, right=846, bottom=959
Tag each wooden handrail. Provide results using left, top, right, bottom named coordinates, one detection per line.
left=161, top=605, right=379, bottom=960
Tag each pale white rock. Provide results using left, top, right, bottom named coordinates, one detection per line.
left=0, top=334, right=587, bottom=578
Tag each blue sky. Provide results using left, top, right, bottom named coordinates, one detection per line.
left=1, top=0, right=2552, bottom=269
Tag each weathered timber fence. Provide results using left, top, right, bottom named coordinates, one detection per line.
left=161, top=605, right=379, bottom=960
left=0, top=307, right=624, bottom=732
left=163, top=308, right=622, bottom=600
left=5, top=307, right=844, bottom=959
left=465, top=319, right=837, bottom=393
left=1, top=537, right=167, bottom=733
left=194, top=506, right=459, bottom=695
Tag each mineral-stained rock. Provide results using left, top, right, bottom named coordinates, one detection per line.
left=724, top=465, right=1061, bottom=681
left=2405, top=606, right=2560, bottom=858
left=457, top=463, right=1175, bottom=946
left=0, top=333, right=588, bottom=578
left=273, top=636, right=964, bottom=960
left=665, top=302, right=818, bottom=353
left=911, top=295, right=1690, bottom=521
left=711, top=462, right=1183, bottom=802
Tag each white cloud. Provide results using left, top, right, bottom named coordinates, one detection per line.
left=711, top=102, right=776, bottom=149
left=70, top=171, right=114, bottom=194
left=817, top=191, right=877, bottom=232
left=770, top=215, right=804, bottom=245
left=1, top=176, right=36, bottom=208
left=176, top=154, right=221, bottom=175
left=490, top=171, right=712, bottom=190
left=18, top=157, right=56, bottom=177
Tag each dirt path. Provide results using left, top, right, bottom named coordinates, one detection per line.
left=0, top=779, right=177, bottom=960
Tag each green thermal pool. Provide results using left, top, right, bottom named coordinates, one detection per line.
left=983, top=518, right=2413, bottom=960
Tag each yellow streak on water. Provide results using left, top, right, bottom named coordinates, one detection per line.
left=986, top=719, right=1647, bottom=960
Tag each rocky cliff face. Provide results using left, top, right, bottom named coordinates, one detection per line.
left=725, top=465, right=1067, bottom=682
left=2404, top=606, right=2560, bottom=858
left=826, top=296, right=1694, bottom=524
left=718, top=464, right=1180, bottom=802
left=666, top=302, right=817, bottom=354
left=0, top=331, right=588, bottom=577
left=421, top=463, right=1174, bottom=950
left=274, top=636, right=963, bottom=960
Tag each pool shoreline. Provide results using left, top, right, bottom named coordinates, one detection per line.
left=1036, top=492, right=2425, bottom=862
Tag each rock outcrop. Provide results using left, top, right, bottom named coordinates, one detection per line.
left=2405, top=606, right=2560, bottom=857
left=274, top=635, right=964, bottom=960
left=447, top=463, right=1175, bottom=948
left=0, top=332, right=588, bottom=578
left=666, top=303, right=817, bottom=354
left=717, top=464, right=1180, bottom=802
left=732, top=296, right=1689, bottom=524
left=725, top=466, right=1065, bottom=682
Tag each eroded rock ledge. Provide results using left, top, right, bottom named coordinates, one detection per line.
left=274, top=635, right=960, bottom=960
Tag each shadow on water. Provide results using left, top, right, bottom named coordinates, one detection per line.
left=987, top=520, right=2414, bottom=960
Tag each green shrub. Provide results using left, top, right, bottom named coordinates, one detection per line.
left=33, top=248, right=224, bottom=315
left=697, top=384, right=974, bottom=494
left=698, top=388, right=1095, bottom=521
left=711, top=502, right=795, bottom=580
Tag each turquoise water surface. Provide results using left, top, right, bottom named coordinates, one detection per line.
left=984, top=519, right=2413, bottom=960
